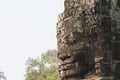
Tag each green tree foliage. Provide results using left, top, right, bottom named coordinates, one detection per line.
left=25, top=50, right=59, bottom=80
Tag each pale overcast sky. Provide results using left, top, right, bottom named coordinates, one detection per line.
left=0, top=0, right=64, bottom=80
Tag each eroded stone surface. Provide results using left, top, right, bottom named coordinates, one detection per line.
left=57, top=0, right=120, bottom=80
left=57, top=0, right=96, bottom=80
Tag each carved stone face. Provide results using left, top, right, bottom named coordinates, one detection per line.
left=58, top=46, right=94, bottom=79
left=57, top=0, right=96, bottom=78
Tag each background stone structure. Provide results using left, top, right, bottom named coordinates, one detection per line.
left=57, top=0, right=120, bottom=80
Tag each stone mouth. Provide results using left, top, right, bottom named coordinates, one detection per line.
left=58, top=56, right=76, bottom=70
left=59, top=64, right=85, bottom=78
left=57, top=49, right=93, bottom=78
left=60, top=62, right=76, bottom=70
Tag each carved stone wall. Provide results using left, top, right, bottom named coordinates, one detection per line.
left=57, top=0, right=120, bottom=80
left=95, top=0, right=120, bottom=79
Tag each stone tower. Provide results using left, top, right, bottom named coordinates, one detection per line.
left=57, top=0, right=120, bottom=80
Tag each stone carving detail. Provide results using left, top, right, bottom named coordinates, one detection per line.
left=57, top=0, right=96, bottom=80
left=95, top=0, right=120, bottom=79
left=57, top=0, right=120, bottom=80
